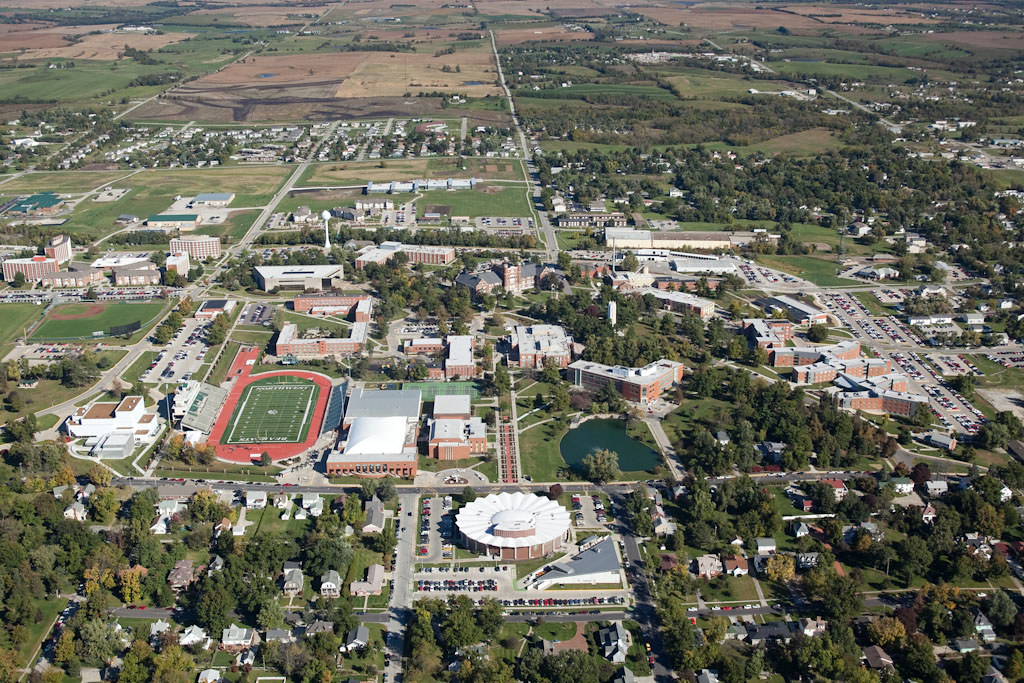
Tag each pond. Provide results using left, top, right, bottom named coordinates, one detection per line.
left=559, top=418, right=662, bottom=474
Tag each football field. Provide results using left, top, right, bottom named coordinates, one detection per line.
left=222, top=375, right=320, bottom=444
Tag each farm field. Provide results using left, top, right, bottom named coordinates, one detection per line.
left=298, top=157, right=525, bottom=187
left=221, top=375, right=320, bottom=444
left=0, top=170, right=137, bottom=194
left=31, top=301, right=167, bottom=340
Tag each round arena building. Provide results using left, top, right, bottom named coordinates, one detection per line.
left=455, top=492, right=571, bottom=560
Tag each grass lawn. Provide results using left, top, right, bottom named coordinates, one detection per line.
left=415, top=185, right=532, bottom=218
left=417, top=455, right=492, bottom=472
left=699, top=575, right=762, bottom=603
left=20, top=597, right=63, bottom=667
left=152, top=468, right=277, bottom=482
left=534, top=621, right=578, bottom=642
left=516, top=553, right=565, bottom=580
left=854, top=292, right=893, bottom=317
left=492, top=622, right=531, bottom=661
left=0, top=302, right=45, bottom=346
left=518, top=419, right=567, bottom=482
left=122, top=351, right=159, bottom=386
left=659, top=397, right=732, bottom=446
left=206, top=341, right=240, bottom=385
left=755, top=254, right=857, bottom=287
left=31, top=301, right=167, bottom=340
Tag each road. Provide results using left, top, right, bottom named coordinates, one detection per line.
left=704, top=38, right=776, bottom=74
left=825, top=89, right=901, bottom=132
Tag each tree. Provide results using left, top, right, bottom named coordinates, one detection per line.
left=752, top=550, right=790, bottom=581
left=621, top=251, right=640, bottom=272
left=152, top=645, right=193, bottom=683
left=806, top=324, right=829, bottom=343
left=548, top=484, right=563, bottom=500
left=77, top=618, right=119, bottom=665
left=12, top=272, right=25, bottom=288
left=89, top=487, right=117, bottom=522
left=493, top=365, right=511, bottom=395
left=867, top=616, right=905, bottom=646
left=258, top=598, right=285, bottom=631
left=195, top=586, right=233, bottom=634
left=986, top=590, right=1018, bottom=630
left=549, top=383, right=570, bottom=413
left=461, top=486, right=477, bottom=504
left=87, top=463, right=112, bottom=486
left=260, top=451, right=271, bottom=467
left=206, top=314, right=228, bottom=346
left=581, top=448, right=621, bottom=483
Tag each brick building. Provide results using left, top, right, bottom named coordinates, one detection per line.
left=568, top=359, right=685, bottom=404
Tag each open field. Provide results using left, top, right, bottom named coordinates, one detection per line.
left=416, top=185, right=532, bottom=218
left=755, top=254, right=856, bottom=287
left=222, top=374, right=320, bottom=445
left=0, top=303, right=47, bottom=346
left=922, top=30, right=1024, bottom=50
left=0, top=170, right=136, bottom=194
left=495, top=26, right=596, bottom=45
left=335, top=48, right=500, bottom=98
left=8, top=31, right=193, bottom=60
left=31, top=301, right=166, bottom=340
left=298, top=157, right=524, bottom=187
left=184, top=6, right=327, bottom=27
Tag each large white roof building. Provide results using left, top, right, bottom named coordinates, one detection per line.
left=456, top=492, right=571, bottom=560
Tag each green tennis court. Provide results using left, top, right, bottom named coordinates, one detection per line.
left=222, top=375, right=320, bottom=444
left=402, top=381, right=480, bottom=400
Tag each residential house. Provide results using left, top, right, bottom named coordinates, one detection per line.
left=974, top=610, right=997, bottom=643
left=265, top=629, right=293, bottom=644
left=755, top=538, right=776, bottom=555
left=922, top=504, right=937, bottom=524
left=64, top=502, right=87, bottom=522
left=696, top=671, right=719, bottom=683
left=350, top=563, right=385, bottom=596
left=694, top=554, right=723, bottom=579
left=150, top=619, right=171, bottom=644
left=723, top=555, right=748, bottom=577
left=926, top=480, right=949, bottom=497
left=340, top=625, right=369, bottom=653
left=954, top=638, right=979, bottom=653
left=305, top=620, right=334, bottom=636
left=796, top=553, right=820, bottom=570
left=745, top=621, right=798, bottom=646
left=179, top=625, right=209, bottom=649
left=612, top=667, right=636, bottom=683
left=167, top=560, right=196, bottom=591
left=889, top=477, right=914, bottom=495
left=821, top=479, right=848, bottom=501
left=862, top=645, right=894, bottom=671
left=245, top=490, right=267, bottom=509
left=220, top=624, right=259, bottom=651
left=362, top=495, right=385, bottom=534
left=198, top=669, right=220, bottom=683
left=792, top=522, right=810, bottom=538
left=320, top=570, right=341, bottom=598
left=983, top=665, right=1009, bottom=683
left=800, top=617, right=828, bottom=637
left=282, top=562, right=304, bottom=596
left=597, top=622, right=631, bottom=663
left=756, top=441, right=786, bottom=464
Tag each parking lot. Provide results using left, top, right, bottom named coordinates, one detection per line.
left=821, top=293, right=921, bottom=345
left=474, top=216, right=533, bottom=231
left=571, top=492, right=608, bottom=528
left=240, top=302, right=273, bottom=326
left=737, top=261, right=800, bottom=286
left=142, top=318, right=211, bottom=383
left=888, top=351, right=987, bottom=435
left=381, top=201, right=417, bottom=227
left=930, top=354, right=984, bottom=377
left=988, top=351, right=1024, bottom=368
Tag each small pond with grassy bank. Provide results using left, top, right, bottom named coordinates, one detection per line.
left=559, top=418, right=662, bottom=474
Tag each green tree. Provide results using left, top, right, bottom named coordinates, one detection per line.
left=195, top=585, right=233, bottom=634
left=806, top=324, right=829, bottom=343
left=581, top=448, right=621, bottom=483
left=986, top=590, right=1018, bottom=630
left=621, top=251, right=640, bottom=272
left=258, top=598, right=285, bottom=631
left=152, top=645, right=193, bottom=683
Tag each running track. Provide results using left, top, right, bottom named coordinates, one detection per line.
left=207, top=346, right=332, bottom=463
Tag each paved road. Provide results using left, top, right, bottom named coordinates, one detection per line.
left=825, top=89, right=902, bottom=132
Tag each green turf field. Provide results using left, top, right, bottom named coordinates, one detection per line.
left=403, top=381, right=480, bottom=400
left=31, top=301, right=166, bottom=340
left=222, top=375, right=320, bottom=444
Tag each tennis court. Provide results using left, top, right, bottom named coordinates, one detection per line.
left=222, top=375, right=320, bottom=444
left=402, top=381, right=480, bottom=400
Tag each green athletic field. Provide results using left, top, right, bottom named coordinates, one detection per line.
left=402, top=381, right=480, bottom=400
left=31, top=301, right=167, bottom=340
left=222, top=375, right=320, bottom=444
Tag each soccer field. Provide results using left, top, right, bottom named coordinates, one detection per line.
left=222, top=376, right=320, bottom=444
left=402, top=381, right=480, bottom=400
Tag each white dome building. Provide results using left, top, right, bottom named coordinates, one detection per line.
left=455, top=492, right=571, bottom=560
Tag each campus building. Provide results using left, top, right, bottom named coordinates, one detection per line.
left=44, top=235, right=72, bottom=264
left=113, top=262, right=161, bottom=286
left=771, top=340, right=893, bottom=384
left=64, top=395, right=162, bottom=457
left=757, top=295, right=829, bottom=325
left=840, top=388, right=929, bottom=418
left=636, top=288, right=715, bottom=320
left=455, top=492, right=571, bottom=561
left=568, top=359, right=685, bottom=404
left=325, top=388, right=422, bottom=477
left=6, top=192, right=64, bottom=216
left=170, top=235, right=221, bottom=261
left=427, top=394, right=485, bottom=460
left=195, top=300, right=236, bottom=319
left=604, top=227, right=777, bottom=251
left=508, top=324, right=576, bottom=369
left=146, top=214, right=202, bottom=231
left=292, top=293, right=373, bottom=320
left=405, top=337, right=446, bottom=355
left=743, top=319, right=794, bottom=350
left=166, top=252, right=190, bottom=275
left=555, top=213, right=629, bottom=228
left=445, top=335, right=476, bottom=379
left=2, top=255, right=58, bottom=282
left=354, top=241, right=456, bottom=269
left=254, top=265, right=345, bottom=292
left=39, top=264, right=104, bottom=288
left=274, top=322, right=366, bottom=357
left=455, top=261, right=551, bottom=297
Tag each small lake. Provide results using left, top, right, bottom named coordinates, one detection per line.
left=559, top=418, right=662, bottom=474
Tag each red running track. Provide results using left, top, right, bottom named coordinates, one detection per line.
left=207, top=346, right=332, bottom=463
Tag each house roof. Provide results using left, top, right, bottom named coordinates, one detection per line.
left=863, top=645, right=893, bottom=669
left=548, top=537, right=620, bottom=578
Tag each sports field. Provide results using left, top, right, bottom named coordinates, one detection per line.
left=31, top=301, right=167, bottom=340
left=222, top=375, right=321, bottom=444
left=403, top=381, right=480, bottom=400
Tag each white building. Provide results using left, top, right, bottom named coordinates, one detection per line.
left=64, top=395, right=161, bottom=455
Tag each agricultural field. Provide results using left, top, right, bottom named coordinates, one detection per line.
left=30, top=301, right=167, bottom=340
left=297, top=157, right=525, bottom=187
left=221, top=375, right=321, bottom=444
